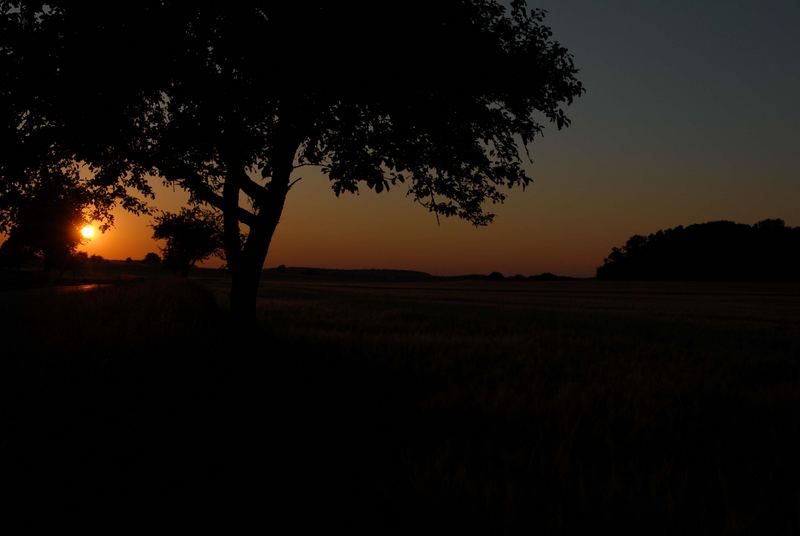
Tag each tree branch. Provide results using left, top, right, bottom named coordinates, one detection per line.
left=221, top=170, right=243, bottom=271
left=191, top=182, right=258, bottom=228
left=292, top=162, right=323, bottom=170
left=236, top=169, right=269, bottom=204
left=161, top=163, right=258, bottom=227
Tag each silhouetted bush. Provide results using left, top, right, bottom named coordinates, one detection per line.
left=597, top=219, right=800, bottom=280
left=143, top=252, right=161, bottom=264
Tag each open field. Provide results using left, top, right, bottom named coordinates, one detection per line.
left=2, top=273, right=799, bottom=532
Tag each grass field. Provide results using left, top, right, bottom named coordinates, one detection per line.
left=2, top=272, right=799, bottom=532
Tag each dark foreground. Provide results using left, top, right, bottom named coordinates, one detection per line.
left=2, top=275, right=799, bottom=532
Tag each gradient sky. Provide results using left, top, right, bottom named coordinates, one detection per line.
left=81, top=0, right=800, bottom=277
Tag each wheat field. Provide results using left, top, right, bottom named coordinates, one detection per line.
left=2, top=274, right=799, bottom=532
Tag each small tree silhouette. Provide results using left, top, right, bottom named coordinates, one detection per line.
left=151, top=208, right=223, bottom=276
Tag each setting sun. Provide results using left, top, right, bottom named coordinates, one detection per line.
left=80, top=225, right=95, bottom=239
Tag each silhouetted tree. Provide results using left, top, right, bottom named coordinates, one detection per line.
left=4, top=1, right=584, bottom=320
left=152, top=208, right=223, bottom=276
left=0, top=165, right=102, bottom=273
left=596, top=219, right=800, bottom=281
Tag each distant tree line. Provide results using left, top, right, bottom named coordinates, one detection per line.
left=597, top=219, right=800, bottom=281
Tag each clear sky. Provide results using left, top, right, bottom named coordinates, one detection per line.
left=81, top=0, right=800, bottom=277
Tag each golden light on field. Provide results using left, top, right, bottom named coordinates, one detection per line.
left=80, top=225, right=95, bottom=239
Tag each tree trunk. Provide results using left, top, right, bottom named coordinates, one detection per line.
left=228, top=214, right=278, bottom=322
left=225, top=123, right=299, bottom=323
left=229, top=254, right=263, bottom=324
left=228, top=180, right=292, bottom=324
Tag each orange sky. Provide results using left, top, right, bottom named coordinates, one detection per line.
left=79, top=136, right=799, bottom=278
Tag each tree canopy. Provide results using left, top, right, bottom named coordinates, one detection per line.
left=2, top=1, right=584, bottom=319
left=596, top=219, right=800, bottom=281
left=0, top=1, right=152, bottom=230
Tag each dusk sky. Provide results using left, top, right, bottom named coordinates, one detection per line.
left=81, top=0, right=800, bottom=277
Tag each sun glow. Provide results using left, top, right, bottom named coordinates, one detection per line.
left=80, top=225, right=95, bottom=239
